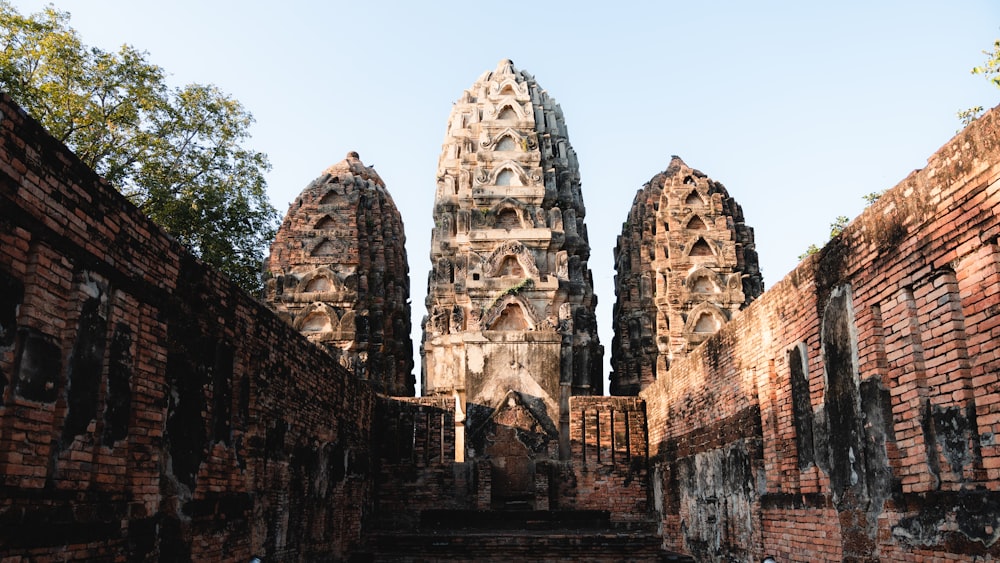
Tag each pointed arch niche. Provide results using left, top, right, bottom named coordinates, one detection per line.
left=495, top=169, right=519, bottom=186
left=314, top=215, right=336, bottom=230
left=689, top=237, right=714, bottom=257
left=497, top=105, right=519, bottom=122
left=684, top=303, right=727, bottom=336
left=496, top=208, right=522, bottom=230
left=296, top=267, right=346, bottom=295
left=687, top=268, right=722, bottom=294
left=686, top=215, right=708, bottom=230
left=685, top=189, right=703, bottom=206
left=693, top=313, right=719, bottom=333
left=496, top=135, right=519, bottom=151
left=488, top=161, right=530, bottom=188
left=319, top=181, right=341, bottom=204
left=311, top=239, right=338, bottom=256
left=295, top=303, right=339, bottom=333
left=481, top=294, right=541, bottom=331
left=483, top=240, right=539, bottom=279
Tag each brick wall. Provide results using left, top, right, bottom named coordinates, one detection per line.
left=561, top=396, right=651, bottom=521
left=0, top=94, right=377, bottom=561
left=641, top=106, right=1000, bottom=561
left=371, top=396, right=468, bottom=529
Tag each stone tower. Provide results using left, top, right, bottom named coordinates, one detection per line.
left=611, top=156, right=762, bottom=395
left=422, top=59, right=602, bottom=460
left=266, top=152, right=414, bottom=396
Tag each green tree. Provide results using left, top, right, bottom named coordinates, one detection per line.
left=0, top=2, right=277, bottom=293
left=958, top=39, right=1000, bottom=126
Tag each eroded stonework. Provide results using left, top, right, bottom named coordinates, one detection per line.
left=611, top=157, right=762, bottom=395
left=422, top=60, right=602, bottom=460
left=266, top=152, right=414, bottom=396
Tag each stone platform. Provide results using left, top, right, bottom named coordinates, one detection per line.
left=359, top=510, right=693, bottom=562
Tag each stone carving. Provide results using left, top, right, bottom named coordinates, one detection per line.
left=266, top=152, right=414, bottom=396
left=480, top=294, right=541, bottom=331
left=481, top=240, right=540, bottom=279
left=610, top=156, right=763, bottom=395
left=450, top=305, right=465, bottom=334
left=428, top=305, right=450, bottom=335
left=422, top=60, right=603, bottom=462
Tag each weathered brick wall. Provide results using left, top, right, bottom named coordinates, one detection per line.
left=560, top=396, right=651, bottom=521
left=641, top=105, right=1000, bottom=561
left=0, top=94, right=377, bottom=561
left=371, top=396, right=469, bottom=529
left=370, top=396, right=653, bottom=526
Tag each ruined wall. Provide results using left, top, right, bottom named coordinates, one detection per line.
left=371, top=396, right=467, bottom=529
left=0, top=94, right=377, bottom=561
left=641, top=106, right=1000, bottom=561
left=559, top=396, right=651, bottom=521
left=369, top=395, right=651, bottom=524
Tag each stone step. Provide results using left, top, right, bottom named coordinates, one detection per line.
left=419, top=509, right=617, bottom=531
left=359, top=509, right=691, bottom=562
left=360, top=529, right=693, bottom=563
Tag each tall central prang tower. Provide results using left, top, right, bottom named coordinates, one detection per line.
left=422, top=60, right=602, bottom=461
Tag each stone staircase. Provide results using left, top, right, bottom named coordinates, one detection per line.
left=358, top=510, right=693, bottom=562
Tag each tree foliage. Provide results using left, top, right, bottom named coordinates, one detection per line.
left=0, top=2, right=278, bottom=293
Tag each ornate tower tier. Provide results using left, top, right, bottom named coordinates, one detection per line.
left=422, top=60, right=602, bottom=461
left=611, top=156, right=763, bottom=395
left=266, top=152, right=414, bottom=396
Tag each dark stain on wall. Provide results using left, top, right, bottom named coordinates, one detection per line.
left=819, top=285, right=864, bottom=508
left=102, top=323, right=132, bottom=446
left=0, top=270, right=24, bottom=397
left=920, top=399, right=943, bottom=487
left=14, top=327, right=61, bottom=403
left=932, top=404, right=981, bottom=476
left=858, top=377, right=896, bottom=505
left=893, top=491, right=1000, bottom=552
left=164, top=338, right=210, bottom=490
left=62, top=295, right=107, bottom=442
left=676, top=439, right=760, bottom=562
left=788, top=343, right=815, bottom=469
left=212, top=343, right=234, bottom=445
left=0, top=493, right=126, bottom=549
left=265, top=417, right=287, bottom=462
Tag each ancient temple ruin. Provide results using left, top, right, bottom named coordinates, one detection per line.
left=611, top=156, right=763, bottom=394
left=421, top=60, right=602, bottom=461
left=266, top=152, right=414, bottom=396
left=4, top=61, right=1000, bottom=560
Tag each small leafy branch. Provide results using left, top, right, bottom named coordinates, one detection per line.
left=484, top=278, right=534, bottom=312
left=862, top=190, right=886, bottom=205
left=958, top=39, right=1000, bottom=126
left=798, top=216, right=850, bottom=260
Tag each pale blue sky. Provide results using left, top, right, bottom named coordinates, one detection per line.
left=10, top=0, right=999, bottom=392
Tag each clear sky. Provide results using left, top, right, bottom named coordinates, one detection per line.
left=9, top=0, right=1000, bottom=393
